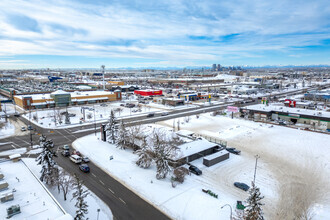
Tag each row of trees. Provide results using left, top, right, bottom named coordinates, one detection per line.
left=36, top=135, right=89, bottom=220
left=105, top=111, right=189, bottom=184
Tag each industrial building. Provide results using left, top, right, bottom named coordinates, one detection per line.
left=14, top=90, right=122, bottom=110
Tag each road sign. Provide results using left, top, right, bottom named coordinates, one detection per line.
left=227, top=106, right=239, bottom=113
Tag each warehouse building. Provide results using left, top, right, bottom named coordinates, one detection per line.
left=14, top=90, right=121, bottom=110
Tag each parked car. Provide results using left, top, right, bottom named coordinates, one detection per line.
left=82, top=157, right=90, bottom=163
left=226, top=147, right=241, bottom=155
left=70, top=155, right=82, bottom=164
left=68, top=113, right=76, bottom=117
left=100, top=103, right=108, bottom=107
left=189, top=165, right=202, bottom=175
left=234, top=182, right=250, bottom=191
left=79, top=164, right=90, bottom=173
left=120, top=104, right=125, bottom=106
left=27, top=125, right=33, bottom=130
left=147, top=113, right=154, bottom=117
left=161, top=112, right=169, bottom=116
left=72, top=150, right=81, bottom=156
left=61, top=150, right=70, bottom=157
left=21, top=126, right=26, bottom=131
left=62, top=145, right=70, bottom=150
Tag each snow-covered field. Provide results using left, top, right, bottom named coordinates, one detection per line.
left=73, top=113, right=330, bottom=220
left=23, top=158, right=113, bottom=220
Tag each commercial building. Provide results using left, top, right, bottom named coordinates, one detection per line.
left=134, top=89, right=163, bottom=96
left=14, top=90, right=121, bottom=110
left=241, top=104, right=330, bottom=131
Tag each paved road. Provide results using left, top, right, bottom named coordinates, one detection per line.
left=0, top=84, right=327, bottom=219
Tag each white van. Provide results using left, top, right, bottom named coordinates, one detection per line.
left=70, top=155, right=82, bottom=164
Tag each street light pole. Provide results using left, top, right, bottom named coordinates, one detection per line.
left=221, top=204, right=232, bottom=220
left=29, top=107, right=33, bottom=148
left=93, top=104, right=96, bottom=136
left=97, top=209, right=100, bottom=220
left=253, top=154, right=260, bottom=184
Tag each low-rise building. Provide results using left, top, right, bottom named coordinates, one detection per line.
left=14, top=90, right=122, bottom=110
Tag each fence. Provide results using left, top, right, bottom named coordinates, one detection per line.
left=196, top=134, right=227, bottom=147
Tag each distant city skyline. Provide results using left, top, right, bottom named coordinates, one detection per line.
left=0, top=0, right=329, bottom=69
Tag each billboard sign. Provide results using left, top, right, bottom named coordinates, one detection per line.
left=227, top=106, right=239, bottom=113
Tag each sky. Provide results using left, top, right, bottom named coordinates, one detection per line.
left=0, top=0, right=329, bottom=69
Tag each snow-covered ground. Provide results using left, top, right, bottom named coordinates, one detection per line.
left=0, top=119, right=15, bottom=139
left=22, top=101, right=164, bottom=129
left=0, top=160, right=68, bottom=219
left=73, top=113, right=330, bottom=220
left=23, top=158, right=113, bottom=220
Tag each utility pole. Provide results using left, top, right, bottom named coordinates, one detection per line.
left=101, top=65, right=105, bottom=90
left=253, top=154, right=260, bottom=184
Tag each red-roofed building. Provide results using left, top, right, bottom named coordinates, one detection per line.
left=134, top=90, right=162, bottom=96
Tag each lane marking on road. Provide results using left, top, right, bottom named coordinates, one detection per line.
left=108, top=188, right=114, bottom=194
left=11, top=144, right=16, bottom=149
left=91, top=173, right=96, bottom=178
left=55, top=130, right=71, bottom=142
left=99, top=180, right=105, bottom=185
left=119, top=197, right=126, bottom=205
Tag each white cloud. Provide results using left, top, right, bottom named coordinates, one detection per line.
left=0, top=0, right=329, bottom=66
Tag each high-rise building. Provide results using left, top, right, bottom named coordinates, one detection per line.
left=217, top=64, right=221, bottom=71
left=212, top=64, right=216, bottom=71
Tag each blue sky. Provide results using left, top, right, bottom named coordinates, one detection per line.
left=0, top=0, right=329, bottom=69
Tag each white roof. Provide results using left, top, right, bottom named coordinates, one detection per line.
left=174, top=139, right=218, bottom=160
left=51, top=90, right=70, bottom=95
left=204, top=150, right=229, bottom=160
left=244, top=104, right=330, bottom=118
left=9, top=153, right=21, bottom=159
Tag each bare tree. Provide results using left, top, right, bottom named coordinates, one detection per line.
left=114, top=108, right=123, bottom=116
left=171, top=167, right=189, bottom=187
left=151, top=129, right=178, bottom=180
left=126, top=125, right=144, bottom=150
left=135, top=137, right=154, bottom=168
left=57, top=170, right=74, bottom=201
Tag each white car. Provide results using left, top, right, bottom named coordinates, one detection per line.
left=70, top=155, right=82, bottom=164
left=161, top=112, right=169, bottom=116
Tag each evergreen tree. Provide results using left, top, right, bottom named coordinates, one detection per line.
left=244, top=181, right=264, bottom=220
left=105, top=110, right=116, bottom=144
left=36, top=135, right=57, bottom=184
left=72, top=174, right=89, bottom=220
left=116, top=120, right=127, bottom=149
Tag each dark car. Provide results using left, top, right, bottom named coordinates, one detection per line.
left=226, top=147, right=241, bottom=155
left=72, top=150, right=82, bottom=156
left=79, top=164, right=90, bottom=173
left=147, top=113, right=154, bottom=117
left=27, top=125, right=33, bottom=130
left=234, top=182, right=250, bottom=191
left=61, top=150, right=70, bottom=157
left=189, top=165, right=202, bottom=176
